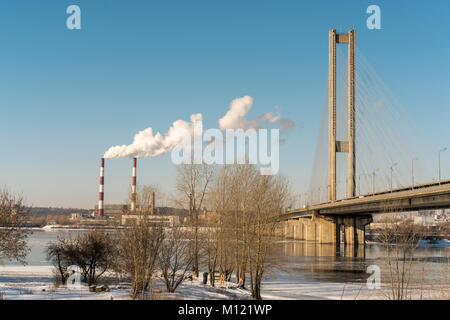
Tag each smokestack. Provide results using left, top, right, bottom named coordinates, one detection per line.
left=131, top=157, right=137, bottom=213
left=151, top=191, right=155, bottom=215
left=98, top=158, right=105, bottom=217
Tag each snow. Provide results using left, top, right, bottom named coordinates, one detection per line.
left=0, top=266, right=251, bottom=300
left=261, top=279, right=375, bottom=300
left=0, top=265, right=447, bottom=300
left=261, top=278, right=448, bottom=300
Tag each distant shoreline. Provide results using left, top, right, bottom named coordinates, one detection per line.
left=18, top=225, right=124, bottom=232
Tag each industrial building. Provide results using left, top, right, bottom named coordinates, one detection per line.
left=121, top=214, right=180, bottom=227
left=95, top=157, right=188, bottom=226
left=93, top=204, right=129, bottom=217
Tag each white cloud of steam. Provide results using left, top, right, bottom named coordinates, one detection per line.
left=103, top=114, right=202, bottom=159
left=218, top=96, right=282, bottom=130
left=103, top=96, right=294, bottom=159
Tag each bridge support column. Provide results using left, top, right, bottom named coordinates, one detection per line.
left=293, top=220, right=305, bottom=240
left=283, top=220, right=307, bottom=240
left=328, top=29, right=356, bottom=201
left=329, top=29, right=337, bottom=202
left=347, top=29, right=356, bottom=198
left=284, top=221, right=295, bottom=239
left=355, top=215, right=372, bottom=244
left=284, top=214, right=372, bottom=245
left=315, top=214, right=337, bottom=244
left=305, top=218, right=317, bottom=241
left=335, top=215, right=372, bottom=245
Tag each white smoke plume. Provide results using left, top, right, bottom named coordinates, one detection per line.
left=218, top=96, right=281, bottom=130
left=103, top=96, right=294, bottom=159
left=103, top=114, right=202, bottom=159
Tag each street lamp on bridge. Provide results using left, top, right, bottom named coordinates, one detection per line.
left=346, top=178, right=349, bottom=198
left=439, top=147, right=447, bottom=185
left=412, top=157, right=418, bottom=190
left=390, top=162, right=398, bottom=193
left=358, top=175, right=361, bottom=196
left=372, top=168, right=379, bottom=195
left=358, top=174, right=366, bottom=196
left=318, top=186, right=322, bottom=204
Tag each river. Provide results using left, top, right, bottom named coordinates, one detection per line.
left=2, top=229, right=449, bottom=299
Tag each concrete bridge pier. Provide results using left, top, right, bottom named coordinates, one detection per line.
left=335, top=215, right=373, bottom=245
left=283, top=214, right=372, bottom=246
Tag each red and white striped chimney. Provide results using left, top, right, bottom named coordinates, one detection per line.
left=98, top=158, right=105, bottom=217
left=131, top=157, right=137, bottom=213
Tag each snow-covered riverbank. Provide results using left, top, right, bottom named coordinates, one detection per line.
left=1, top=265, right=447, bottom=300
left=0, top=265, right=252, bottom=300
left=0, top=266, right=368, bottom=300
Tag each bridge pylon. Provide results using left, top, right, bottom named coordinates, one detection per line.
left=329, top=29, right=356, bottom=201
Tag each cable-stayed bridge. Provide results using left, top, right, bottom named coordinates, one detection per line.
left=280, top=29, right=450, bottom=246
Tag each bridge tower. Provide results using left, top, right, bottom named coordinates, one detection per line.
left=329, top=29, right=355, bottom=201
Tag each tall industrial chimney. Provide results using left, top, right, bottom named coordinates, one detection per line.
left=98, top=158, right=105, bottom=217
left=131, top=157, right=137, bottom=213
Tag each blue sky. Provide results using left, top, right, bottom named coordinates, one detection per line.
left=0, top=0, right=449, bottom=208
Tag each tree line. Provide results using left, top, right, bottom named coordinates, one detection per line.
left=1, top=163, right=291, bottom=299
left=43, top=164, right=291, bottom=299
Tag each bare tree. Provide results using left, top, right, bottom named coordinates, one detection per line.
left=75, top=230, right=117, bottom=286
left=116, top=216, right=164, bottom=299
left=46, top=230, right=116, bottom=286
left=206, top=165, right=235, bottom=285
left=0, top=189, right=31, bottom=265
left=377, top=216, right=425, bottom=300
left=158, top=227, right=194, bottom=292
left=206, top=165, right=291, bottom=298
left=244, top=171, right=291, bottom=299
left=228, top=165, right=255, bottom=287
left=176, top=163, right=214, bottom=278
left=200, top=222, right=219, bottom=286
left=46, top=238, right=71, bottom=284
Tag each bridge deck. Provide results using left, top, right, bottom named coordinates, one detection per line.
left=281, top=179, right=450, bottom=220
